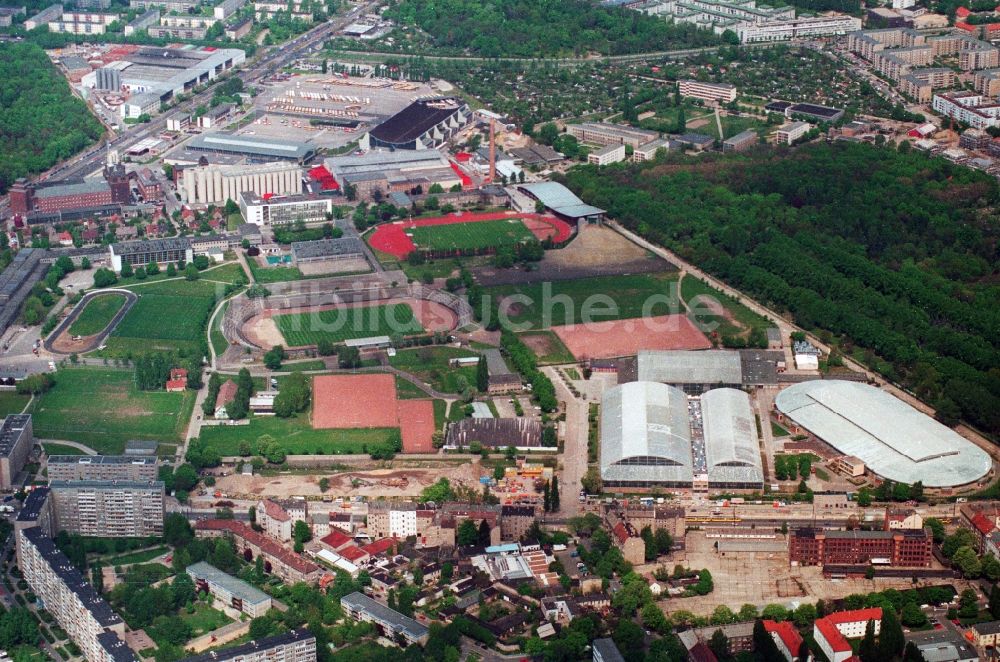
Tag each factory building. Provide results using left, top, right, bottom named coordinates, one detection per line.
left=0, top=249, right=46, bottom=337
left=49, top=480, right=165, bottom=538
left=0, top=415, right=33, bottom=492
left=361, top=97, right=471, bottom=150
left=239, top=191, right=332, bottom=227
left=180, top=161, right=303, bottom=205
left=790, top=528, right=932, bottom=568
left=184, top=132, right=314, bottom=163
left=47, top=455, right=158, bottom=483
left=324, top=150, right=461, bottom=200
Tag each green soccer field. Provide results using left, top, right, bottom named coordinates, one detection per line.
left=408, top=219, right=536, bottom=251
left=69, top=293, right=127, bottom=336
left=27, top=368, right=194, bottom=453
left=274, top=303, right=424, bottom=347
left=105, top=279, right=221, bottom=356
left=198, top=413, right=400, bottom=455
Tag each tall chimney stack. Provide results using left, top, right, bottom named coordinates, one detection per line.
left=489, top=118, right=496, bottom=184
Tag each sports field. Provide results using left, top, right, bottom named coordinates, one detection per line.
left=409, top=219, right=536, bottom=252
left=274, top=303, right=424, bottom=347
left=368, top=211, right=574, bottom=258
left=27, top=368, right=194, bottom=454
left=484, top=272, right=681, bottom=330
left=552, top=314, right=711, bottom=360
left=107, top=280, right=220, bottom=356
left=69, top=293, right=127, bottom=336
left=198, top=413, right=400, bottom=455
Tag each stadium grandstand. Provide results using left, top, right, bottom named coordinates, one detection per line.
left=360, top=97, right=471, bottom=151
left=517, top=182, right=605, bottom=222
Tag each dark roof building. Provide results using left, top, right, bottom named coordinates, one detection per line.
left=341, top=591, right=429, bottom=645
left=186, top=132, right=315, bottom=163
left=180, top=628, right=316, bottom=662
left=291, top=237, right=365, bottom=263
left=362, top=97, right=471, bottom=150
left=445, top=418, right=544, bottom=451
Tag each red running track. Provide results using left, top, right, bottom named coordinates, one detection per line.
left=368, top=211, right=574, bottom=258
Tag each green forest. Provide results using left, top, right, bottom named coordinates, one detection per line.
left=563, top=143, right=1000, bottom=437
left=381, top=0, right=722, bottom=58
left=0, top=42, right=103, bottom=193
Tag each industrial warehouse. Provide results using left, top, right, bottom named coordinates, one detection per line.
left=600, top=381, right=764, bottom=491
left=360, top=97, right=472, bottom=150
left=775, top=380, right=992, bottom=488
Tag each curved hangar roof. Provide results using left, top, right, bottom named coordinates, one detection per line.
left=601, top=381, right=693, bottom=485
left=775, top=380, right=991, bottom=488
left=702, top=388, right=763, bottom=486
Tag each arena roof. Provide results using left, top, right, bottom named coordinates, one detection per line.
left=517, top=182, right=605, bottom=219
left=775, top=381, right=991, bottom=487
left=701, top=388, right=763, bottom=486
left=368, top=97, right=465, bottom=146
left=600, top=381, right=694, bottom=485
left=186, top=133, right=314, bottom=161
left=637, top=350, right=743, bottom=385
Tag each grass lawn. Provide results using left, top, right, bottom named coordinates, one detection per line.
left=281, top=359, right=326, bottom=372
left=447, top=401, right=468, bottom=421
left=771, top=421, right=789, bottom=437
left=389, top=346, right=480, bottom=394
left=211, top=300, right=230, bottom=358
left=203, top=262, right=247, bottom=283
left=486, top=272, right=680, bottom=330
left=719, top=114, right=768, bottom=140
left=409, top=219, right=535, bottom=252
left=565, top=367, right=581, bottom=380
left=395, top=376, right=428, bottom=399
left=10, top=645, right=46, bottom=662
left=0, top=392, right=30, bottom=417
left=27, top=368, right=194, bottom=453
left=102, top=545, right=168, bottom=566
left=227, top=213, right=242, bottom=231
left=517, top=330, right=575, bottom=365
left=433, top=399, right=446, bottom=429
left=402, top=257, right=485, bottom=283
left=106, top=279, right=221, bottom=357
left=681, top=276, right=771, bottom=339
left=42, top=442, right=87, bottom=456
left=246, top=257, right=304, bottom=283
left=275, top=303, right=423, bottom=346
left=68, top=293, right=127, bottom=336
left=181, top=602, right=233, bottom=636
left=198, top=413, right=399, bottom=455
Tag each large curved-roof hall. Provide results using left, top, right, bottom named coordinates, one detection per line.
left=775, top=381, right=992, bottom=488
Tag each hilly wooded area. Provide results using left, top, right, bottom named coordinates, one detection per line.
left=563, top=142, right=1000, bottom=437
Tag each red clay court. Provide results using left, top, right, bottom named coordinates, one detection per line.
left=552, top=314, right=712, bottom=360
left=368, top=211, right=574, bottom=258
left=312, top=374, right=435, bottom=453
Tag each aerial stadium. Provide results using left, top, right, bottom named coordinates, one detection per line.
left=775, top=380, right=992, bottom=488
left=600, top=381, right=763, bottom=490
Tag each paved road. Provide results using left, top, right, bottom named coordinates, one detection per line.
left=545, top=366, right=587, bottom=516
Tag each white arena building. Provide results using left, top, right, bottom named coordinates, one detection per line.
left=600, top=381, right=763, bottom=490
left=775, top=380, right=992, bottom=488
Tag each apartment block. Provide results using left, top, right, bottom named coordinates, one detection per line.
left=17, top=527, right=136, bottom=662
left=722, top=129, right=758, bottom=152
left=48, top=10, right=115, bottom=33
left=631, top=138, right=672, bottom=161
left=899, top=68, right=955, bottom=102
left=50, top=480, right=165, bottom=538
left=0, top=414, right=34, bottom=491
left=933, top=91, right=1000, bottom=129
left=341, top=592, right=429, bottom=646
left=182, top=629, right=316, bottom=662
left=588, top=143, right=626, bottom=166
left=566, top=122, right=660, bottom=148
left=194, top=519, right=321, bottom=583
left=736, top=15, right=860, bottom=43
left=256, top=498, right=308, bottom=542
left=367, top=501, right=418, bottom=539
left=974, top=68, right=1000, bottom=96
left=678, top=79, right=737, bottom=103
left=47, top=455, right=158, bottom=483
left=776, top=121, right=811, bottom=145
left=187, top=561, right=272, bottom=617
left=848, top=28, right=925, bottom=61
left=789, top=528, right=932, bottom=567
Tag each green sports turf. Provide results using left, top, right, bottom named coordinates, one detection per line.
left=69, top=293, right=127, bottom=336
left=274, top=303, right=423, bottom=346
left=107, top=279, right=219, bottom=356
left=408, top=219, right=535, bottom=251
left=198, top=413, right=399, bottom=455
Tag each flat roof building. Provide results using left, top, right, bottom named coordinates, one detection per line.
left=180, top=629, right=316, bottom=662
left=679, top=80, right=738, bottom=103
left=186, top=132, right=315, bottom=163
left=593, top=638, right=626, bottom=662
left=49, top=480, right=165, bottom=538
left=109, top=237, right=193, bottom=272
left=47, top=455, right=158, bottom=483
left=636, top=349, right=743, bottom=393
left=0, top=414, right=33, bottom=491
left=723, top=129, right=759, bottom=153
left=239, top=191, right=333, bottom=227
left=341, top=591, right=429, bottom=646
left=776, top=381, right=991, bottom=487
left=180, top=161, right=303, bottom=205
left=291, top=237, right=365, bottom=264
left=588, top=143, right=627, bottom=166
left=566, top=122, right=660, bottom=148
left=187, top=561, right=272, bottom=617
left=444, top=418, right=544, bottom=452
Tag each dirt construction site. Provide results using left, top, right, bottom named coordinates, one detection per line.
left=213, top=462, right=482, bottom=499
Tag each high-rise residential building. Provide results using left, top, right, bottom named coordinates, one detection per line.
left=49, top=480, right=164, bottom=538
left=47, top=455, right=158, bottom=483
left=0, top=414, right=34, bottom=491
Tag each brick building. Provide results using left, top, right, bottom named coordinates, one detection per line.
left=789, top=528, right=932, bottom=567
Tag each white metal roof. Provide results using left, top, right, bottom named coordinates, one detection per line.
left=637, top=349, right=743, bottom=384
left=517, top=182, right=605, bottom=218
left=775, top=381, right=991, bottom=487
left=701, top=388, right=763, bottom=486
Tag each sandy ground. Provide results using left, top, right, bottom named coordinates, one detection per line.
left=519, top=332, right=562, bottom=359
left=298, top=258, right=372, bottom=276
left=545, top=224, right=655, bottom=269
left=552, top=314, right=712, bottom=360
left=243, top=297, right=459, bottom=348
left=214, top=462, right=481, bottom=499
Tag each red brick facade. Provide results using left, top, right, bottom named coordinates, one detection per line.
left=789, top=528, right=932, bottom=567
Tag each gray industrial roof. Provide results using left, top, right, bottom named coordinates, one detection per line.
left=187, top=561, right=271, bottom=605
left=775, top=381, right=991, bottom=487
left=341, top=591, right=429, bottom=640
left=701, top=388, right=763, bottom=486
left=600, top=381, right=694, bottom=485
left=291, top=237, right=364, bottom=259
left=187, top=132, right=313, bottom=161
left=34, top=180, right=110, bottom=199
left=593, top=638, right=626, bottom=662
left=517, top=182, right=605, bottom=219
left=637, top=350, right=743, bottom=385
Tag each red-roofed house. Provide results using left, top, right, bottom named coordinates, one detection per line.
left=338, top=545, right=368, bottom=564
left=360, top=537, right=398, bottom=558
left=956, top=21, right=979, bottom=33
left=688, top=642, right=718, bottom=662
left=814, top=609, right=882, bottom=662
left=764, top=621, right=803, bottom=662
left=319, top=528, right=354, bottom=552
left=57, top=231, right=73, bottom=246
left=166, top=368, right=188, bottom=392
left=956, top=6, right=971, bottom=16
left=257, top=498, right=293, bottom=541
left=194, top=519, right=321, bottom=583
left=611, top=522, right=644, bottom=566
left=961, top=503, right=1000, bottom=552
left=214, top=379, right=238, bottom=419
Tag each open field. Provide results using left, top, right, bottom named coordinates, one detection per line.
left=517, top=331, right=575, bottom=365
left=680, top=275, right=771, bottom=340
left=107, top=280, right=221, bottom=356
left=199, top=414, right=399, bottom=455
left=312, top=374, right=398, bottom=428
left=369, top=212, right=573, bottom=258
left=0, top=392, right=30, bottom=417
left=68, top=293, right=127, bottom=336
left=211, top=300, right=231, bottom=357
left=388, top=346, right=480, bottom=394
left=485, top=272, right=681, bottom=330
left=181, top=603, right=233, bottom=636
left=273, top=302, right=424, bottom=346
left=246, top=257, right=305, bottom=283
left=42, top=442, right=87, bottom=456
left=202, top=262, right=247, bottom=283
left=552, top=313, right=711, bottom=360
left=27, top=369, right=194, bottom=454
